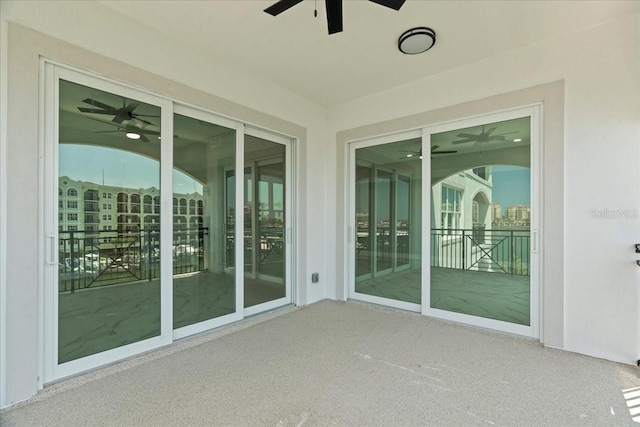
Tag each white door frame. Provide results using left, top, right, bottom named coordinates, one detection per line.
left=347, top=130, right=422, bottom=313
left=346, top=105, right=542, bottom=338
left=42, top=63, right=174, bottom=383
left=171, top=104, right=245, bottom=341
left=243, top=126, right=294, bottom=317
left=422, top=105, right=541, bottom=338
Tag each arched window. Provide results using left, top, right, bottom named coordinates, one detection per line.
left=67, top=188, right=78, bottom=197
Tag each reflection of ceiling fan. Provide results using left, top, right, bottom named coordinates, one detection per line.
left=452, top=125, right=518, bottom=145
left=78, top=98, right=158, bottom=125
left=265, top=0, right=406, bottom=35
left=400, top=145, right=457, bottom=159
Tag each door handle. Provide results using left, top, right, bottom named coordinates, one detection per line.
left=47, top=233, right=57, bottom=266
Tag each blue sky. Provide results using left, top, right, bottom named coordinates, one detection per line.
left=59, top=144, right=202, bottom=194
left=490, top=165, right=530, bottom=213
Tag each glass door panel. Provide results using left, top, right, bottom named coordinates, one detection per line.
left=396, top=175, right=411, bottom=269
left=256, top=162, right=285, bottom=279
left=57, top=79, right=162, bottom=363
left=429, top=116, right=532, bottom=326
left=244, top=135, right=286, bottom=308
left=172, top=113, right=236, bottom=330
left=355, top=165, right=373, bottom=278
left=244, top=167, right=254, bottom=275
left=375, top=170, right=393, bottom=274
left=353, top=138, right=422, bottom=305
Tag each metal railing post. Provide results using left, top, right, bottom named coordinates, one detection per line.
left=461, top=229, right=466, bottom=270
left=147, top=228, right=152, bottom=281
left=69, top=231, right=75, bottom=293
left=509, top=230, right=514, bottom=275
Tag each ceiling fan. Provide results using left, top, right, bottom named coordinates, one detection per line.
left=400, top=145, right=457, bottom=159
left=78, top=98, right=158, bottom=126
left=264, top=0, right=406, bottom=35
left=451, top=125, right=518, bottom=146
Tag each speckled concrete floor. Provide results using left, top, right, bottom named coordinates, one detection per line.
left=2, top=300, right=639, bottom=426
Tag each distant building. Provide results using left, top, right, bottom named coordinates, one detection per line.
left=492, top=203, right=502, bottom=221
left=58, top=176, right=204, bottom=257
left=506, top=205, right=530, bottom=222
left=432, top=166, right=493, bottom=231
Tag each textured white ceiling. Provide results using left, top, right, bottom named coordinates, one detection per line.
left=99, top=0, right=640, bottom=107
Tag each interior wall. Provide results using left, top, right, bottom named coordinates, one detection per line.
left=329, top=12, right=640, bottom=364
left=0, top=1, right=331, bottom=407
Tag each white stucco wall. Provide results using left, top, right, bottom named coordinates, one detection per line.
left=329, top=13, right=640, bottom=364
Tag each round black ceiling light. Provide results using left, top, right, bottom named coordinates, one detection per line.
left=398, top=27, right=436, bottom=55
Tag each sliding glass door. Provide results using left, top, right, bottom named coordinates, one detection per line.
left=425, top=111, right=538, bottom=336
left=350, top=132, right=422, bottom=312
left=172, top=109, right=241, bottom=339
left=243, top=131, right=291, bottom=315
left=348, top=107, right=539, bottom=337
left=55, top=78, right=165, bottom=365
left=44, top=64, right=294, bottom=383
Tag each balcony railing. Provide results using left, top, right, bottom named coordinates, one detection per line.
left=355, top=225, right=530, bottom=276
left=225, top=226, right=284, bottom=268
left=58, top=227, right=207, bottom=293
left=431, top=227, right=530, bottom=275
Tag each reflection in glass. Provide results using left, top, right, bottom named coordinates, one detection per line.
left=375, top=170, right=392, bottom=273
left=172, top=114, right=236, bottom=329
left=354, top=139, right=422, bottom=304
left=430, top=117, right=531, bottom=325
left=57, top=79, right=161, bottom=363
left=243, top=136, right=286, bottom=308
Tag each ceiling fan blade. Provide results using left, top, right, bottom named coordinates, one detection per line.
left=326, top=0, right=343, bottom=34
left=137, top=129, right=160, bottom=137
left=433, top=150, right=457, bottom=154
left=264, top=0, right=304, bottom=16
left=369, top=0, right=405, bottom=11
left=124, top=102, right=140, bottom=113
left=111, top=114, right=128, bottom=124
left=495, top=131, right=519, bottom=136
left=81, top=98, right=115, bottom=111
left=483, top=126, right=497, bottom=136
left=451, top=139, right=474, bottom=145
left=488, top=136, right=506, bottom=141
left=78, top=108, right=117, bottom=115
left=431, top=145, right=440, bottom=151
left=139, top=134, right=150, bottom=143
left=456, top=133, right=477, bottom=140
left=132, top=116, right=155, bottom=126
